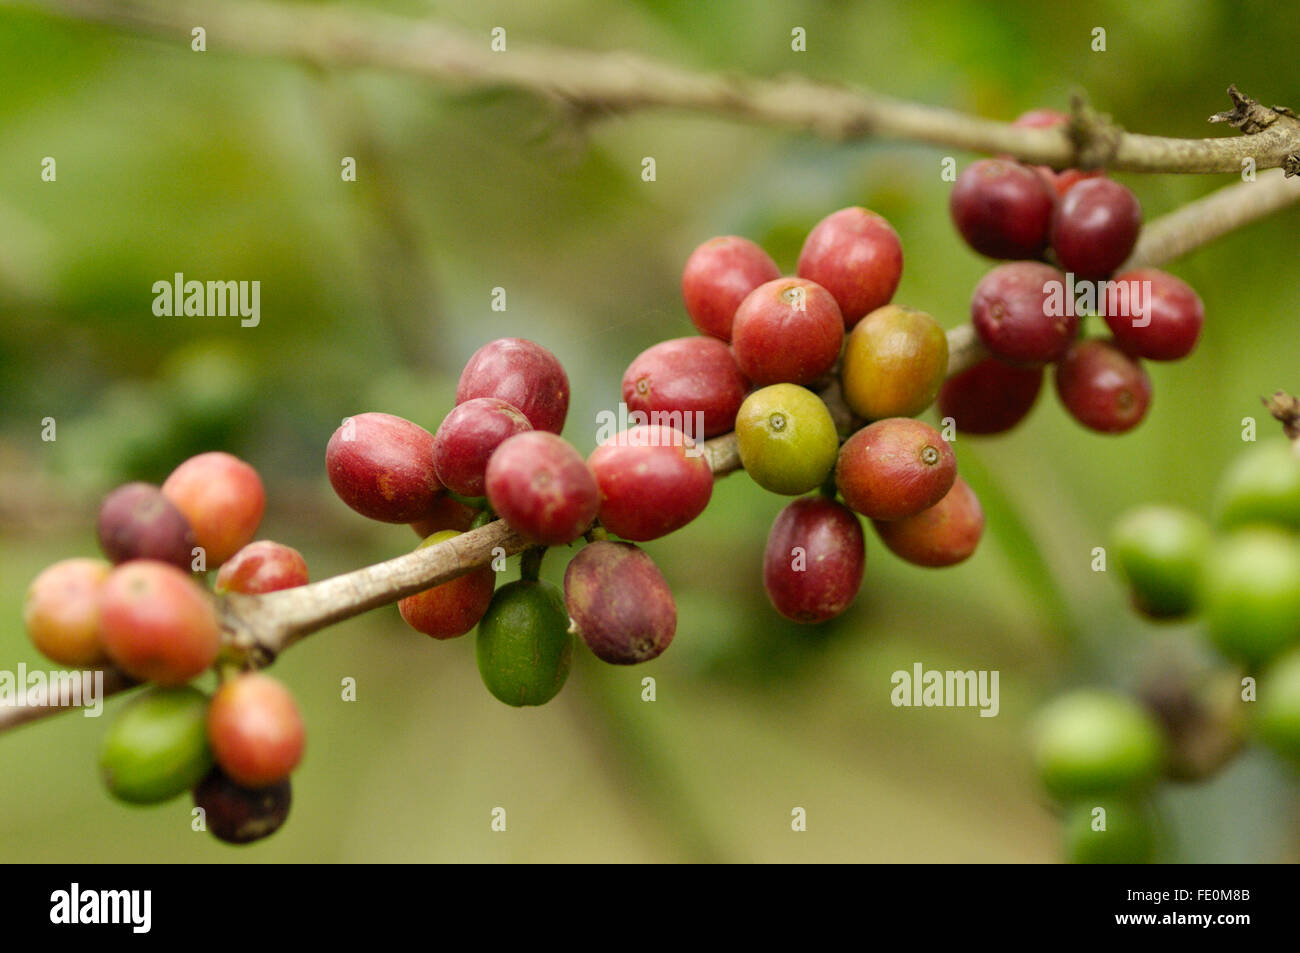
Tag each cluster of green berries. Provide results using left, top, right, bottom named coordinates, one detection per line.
left=24, top=452, right=308, bottom=844
left=945, top=108, right=1205, bottom=436
left=1032, top=438, right=1300, bottom=862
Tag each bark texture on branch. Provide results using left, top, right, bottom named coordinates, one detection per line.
left=9, top=0, right=1300, bottom=173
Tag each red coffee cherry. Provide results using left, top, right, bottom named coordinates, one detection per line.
left=937, top=357, right=1045, bottom=435
left=763, top=497, right=866, bottom=623
left=193, top=767, right=291, bottom=845
left=325, top=412, right=441, bottom=524
left=398, top=530, right=497, bottom=639
left=1055, top=338, right=1152, bottom=434
left=24, top=557, right=112, bottom=667
left=873, top=476, right=984, bottom=567
left=1010, top=109, right=1104, bottom=197
left=97, top=482, right=196, bottom=571
left=484, top=432, right=600, bottom=545
left=587, top=424, right=713, bottom=541
left=1051, top=178, right=1142, bottom=280
left=207, top=672, right=305, bottom=788
left=564, top=541, right=677, bottom=664
left=971, top=261, right=1075, bottom=365
left=731, top=278, right=845, bottom=386
left=410, top=494, right=479, bottom=538
left=949, top=159, right=1055, bottom=260
left=835, top=418, right=956, bottom=520
left=215, top=541, right=309, bottom=595
left=433, top=397, right=532, bottom=498
left=455, top=337, right=570, bottom=434
left=1103, top=268, right=1204, bottom=361
left=162, top=452, right=265, bottom=566
left=796, top=206, right=904, bottom=328
left=622, top=336, right=750, bottom=439
left=681, top=236, right=781, bottom=342
left=99, top=560, right=221, bottom=685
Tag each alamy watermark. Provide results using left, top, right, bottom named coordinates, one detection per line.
left=1043, top=273, right=1153, bottom=326
left=152, top=272, right=260, bottom=327
left=595, top=403, right=706, bottom=456
left=0, top=665, right=105, bottom=717
left=891, top=663, right=999, bottom=717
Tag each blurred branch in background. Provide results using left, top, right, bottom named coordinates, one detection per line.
left=9, top=0, right=1300, bottom=173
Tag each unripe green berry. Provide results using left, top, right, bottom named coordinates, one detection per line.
left=100, top=686, right=213, bottom=805
left=1201, top=528, right=1300, bottom=666
left=1253, top=647, right=1300, bottom=767
left=1062, top=798, right=1157, bottom=864
left=1214, top=442, right=1300, bottom=532
left=735, top=384, right=839, bottom=495
left=1111, top=505, right=1210, bottom=619
left=1032, top=690, right=1165, bottom=800
left=476, top=580, right=574, bottom=707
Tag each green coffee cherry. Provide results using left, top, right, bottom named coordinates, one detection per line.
left=1062, top=798, right=1157, bottom=864
left=1214, top=442, right=1300, bottom=532
left=1032, top=690, right=1165, bottom=800
left=1111, top=505, right=1210, bottom=619
left=476, top=580, right=574, bottom=707
left=1202, top=528, right=1300, bottom=666
left=1253, top=647, right=1300, bottom=767
left=735, top=384, right=839, bottom=495
left=100, top=685, right=212, bottom=805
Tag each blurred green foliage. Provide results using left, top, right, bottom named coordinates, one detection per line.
left=1, top=0, right=1297, bottom=861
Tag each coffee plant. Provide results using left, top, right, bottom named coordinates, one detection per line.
left=4, top=2, right=1300, bottom=865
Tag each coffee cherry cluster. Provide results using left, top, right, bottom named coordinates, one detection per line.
left=24, top=452, right=308, bottom=844
left=1032, top=437, right=1300, bottom=862
left=326, top=336, right=691, bottom=710
left=680, top=208, right=984, bottom=625
left=944, top=108, right=1205, bottom=437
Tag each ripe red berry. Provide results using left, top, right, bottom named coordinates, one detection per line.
left=1010, top=108, right=1104, bottom=197
left=971, top=261, right=1075, bottom=365
left=622, top=336, right=750, bottom=439
left=1055, top=338, right=1152, bottom=434
left=99, top=560, right=221, bottom=685
left=796, top=207, right=904, bottom=328
left=193, top=768, right=291, bottom=845
left=325, top=412, right=441, bottom=524
left=587, top=424, right=713, bottom=541
left=564, top=541, right=677, bottom=664
left=207, top=672, right=305, bottom=788
left=215, top=541, right=309, bottom=595
left=455, top=338, right=570, bottom=434
left=763, top=497, right=865, bottom=623
left=1102, top=268, right=1204, bottom=361
left=937, top=357, right=1044, bottom=435
left=872, top=476, right=984, bottom=567
left=433, top=397, right=532, bottom=498
left=162, top=452, right=265, bottom=566
left=949, top=159, right=1055, bottom=260
left=681, top=236, right=781, bottom=341
left=1051, top=178, right=1142, bottom=280
left=730, top=278, right=844, bottom=386
left=836, top=418, right=956, bottom=521
left=24, top=557, right=111, bottom=667
left=410, top=494, right=479, bottom=538
left=97, top=482, right=196, bottom=571
left=398, top=530, right=497, bottom=639
left=484, top=431, right=600, bottom=545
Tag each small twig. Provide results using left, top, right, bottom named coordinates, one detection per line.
left=8, top=0, right=1300, bottom=173
left=1264, top=391, right=1300, bottom=455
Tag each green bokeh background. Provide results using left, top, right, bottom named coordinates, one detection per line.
left=1, top=0, right=1297, bottom=862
